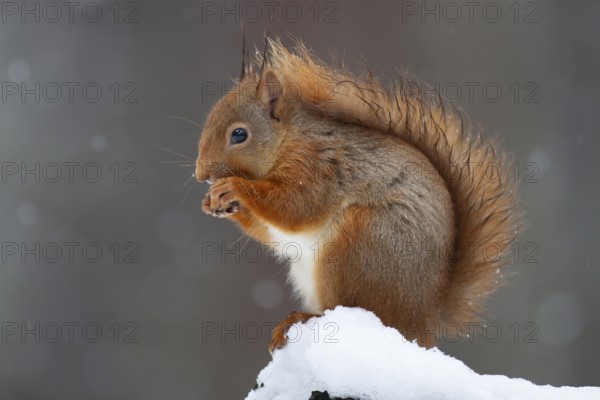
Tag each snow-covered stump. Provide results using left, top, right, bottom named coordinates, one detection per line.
left=246, top=307, right=600, bottom=400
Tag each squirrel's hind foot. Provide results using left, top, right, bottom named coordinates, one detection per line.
left=269, top=311, right=320, bottom=354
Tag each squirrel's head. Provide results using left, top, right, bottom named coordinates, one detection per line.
left=195, top=69, right=296, bottom=184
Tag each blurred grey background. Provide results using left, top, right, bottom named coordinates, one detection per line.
left=1, top=0, right=599, bottom=398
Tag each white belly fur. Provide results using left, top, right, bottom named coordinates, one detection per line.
left=267, top=225, right=323, bottom=312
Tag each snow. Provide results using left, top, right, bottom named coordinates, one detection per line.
left=246, top=307, right=600, bottom=400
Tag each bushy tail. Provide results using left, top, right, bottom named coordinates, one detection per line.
left=258, top=38, right=522, bottom=323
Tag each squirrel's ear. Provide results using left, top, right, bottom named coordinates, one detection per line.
left=259, top=70, right=284, bottom=121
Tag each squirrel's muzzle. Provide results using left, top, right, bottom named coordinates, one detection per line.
left=195, top=159, right=230, bottom=184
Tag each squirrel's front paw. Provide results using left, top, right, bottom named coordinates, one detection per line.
left=204, top=178, right=242, bottom=218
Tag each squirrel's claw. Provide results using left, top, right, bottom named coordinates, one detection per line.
left=212, top=202, right=240, bottom=218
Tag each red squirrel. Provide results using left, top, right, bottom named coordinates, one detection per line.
left=195, top=38, right=520, bottom=349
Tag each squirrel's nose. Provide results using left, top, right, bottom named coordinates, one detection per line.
left=194, top=160, right=210, bottom=183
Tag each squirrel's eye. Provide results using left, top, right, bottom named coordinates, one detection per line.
left=230, top=127, right=248, bottom=145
